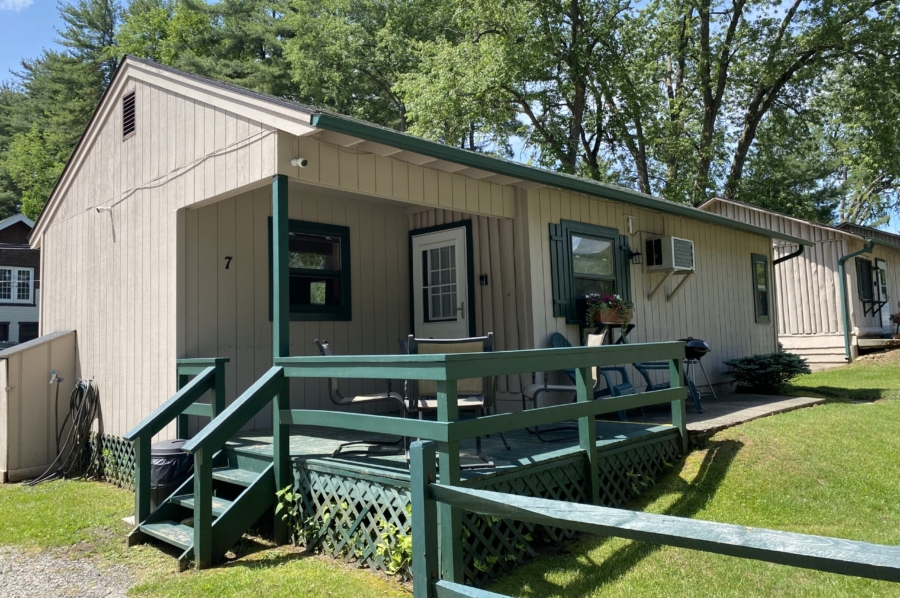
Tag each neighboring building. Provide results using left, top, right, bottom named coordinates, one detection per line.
left=700, top=197, right=900, bottom=369
left=0, top=214, right=40, bottom=347
left=25, top=56, right=808, bottom=443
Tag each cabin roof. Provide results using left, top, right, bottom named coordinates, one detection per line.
left=32, top=55, right=811, bottom=248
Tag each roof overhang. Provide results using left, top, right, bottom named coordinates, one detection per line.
left=312, top=114, right=812, bottom=246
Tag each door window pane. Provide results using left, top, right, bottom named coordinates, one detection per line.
left=425, top=245, right=459, bottom=321
left=16, top=270, right=30, bottom=301
left=0, top=270, right=10, bottom=301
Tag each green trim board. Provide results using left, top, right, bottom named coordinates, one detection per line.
left=408, top=219, right=477, bottom=337
left=310, top=113, right=812, bottom=248
left=268, top=217, right=352, bottom=322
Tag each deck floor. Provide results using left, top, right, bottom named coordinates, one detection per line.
left=227, top=418, right=676, bottom=482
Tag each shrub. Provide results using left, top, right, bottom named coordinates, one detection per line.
left=724, top=352, right=811, bottom=394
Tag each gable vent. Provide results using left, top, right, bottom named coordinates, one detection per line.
left=122, top=91, right=136, bottom=139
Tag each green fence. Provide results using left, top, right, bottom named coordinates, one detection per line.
left=408, top=440, right=900, bottom=597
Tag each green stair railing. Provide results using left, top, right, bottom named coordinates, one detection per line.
left=408, top=441, right=900, bottom=598
left=123, top=357, right=228, bottom=525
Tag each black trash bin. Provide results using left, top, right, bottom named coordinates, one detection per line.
left=150, top=439, right=194, bottom=511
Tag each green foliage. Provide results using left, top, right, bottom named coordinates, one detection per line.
left=724, top=352, right=812, bottom=394
left=374, top=514, right=413, bottom=577
left=275, top=484, right=304, bottom=546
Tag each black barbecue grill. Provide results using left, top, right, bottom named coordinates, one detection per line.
left=678, top=337, right=717, bottom=401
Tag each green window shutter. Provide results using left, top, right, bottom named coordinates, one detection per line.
left=549, top=223, right=570, bottom=318
left=856, top=258, right=874, bottom=302
left=617, top=234, right=633, bottom=303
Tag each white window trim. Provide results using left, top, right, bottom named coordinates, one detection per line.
left=0, top=267, right=34, bottom=304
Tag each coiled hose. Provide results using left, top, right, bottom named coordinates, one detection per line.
left=24, top=379, right=103, bottom=486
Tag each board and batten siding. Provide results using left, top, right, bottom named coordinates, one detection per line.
left=181, top=186, right=411, bottom=432
left=409, top=208, right=533, bottom=393
left=525, top=188, right=777, bottom=386
left=702, top=199, right=900, bottom=367
left=39, top=77, right=277, bottom=439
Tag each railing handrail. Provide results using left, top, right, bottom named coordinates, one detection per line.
left=410, top=441, right=900, bottom=597
left=124, top=366, right=216, bottom=441
left=182, top=366, right=284, bottom=455
left=278, top=385, right=683, bottom=444
left=275, top=341, right=685, bottom=380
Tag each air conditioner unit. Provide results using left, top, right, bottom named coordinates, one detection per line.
left=644, top=236, right=695, bottom=272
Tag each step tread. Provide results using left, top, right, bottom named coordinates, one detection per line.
left=140, top=521, right=194, bottom=550
left=211, top=467, right=259, bottom=487
left=170, top=494, right=233, bottom=517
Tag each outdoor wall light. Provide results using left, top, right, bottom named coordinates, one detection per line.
left=628, top=249, right=643, bottom=265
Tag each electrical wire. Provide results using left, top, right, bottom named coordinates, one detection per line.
left=24, top=379, right=103, bottom=486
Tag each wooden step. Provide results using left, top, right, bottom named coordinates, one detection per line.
left=211, top=467, right=258, bottom=487
left=140, top=521, right=194, bottom=550
left=170, top=494, right=233, bottom=518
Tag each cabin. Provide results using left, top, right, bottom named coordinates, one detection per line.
left=700, top=197, right=900, bottom=368
left=7, top=56, right=811, bottom=580
left=0, top=214, right=40, bottom=347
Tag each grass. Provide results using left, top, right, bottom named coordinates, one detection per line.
left=786, top=350, right=900, bottom=401
left=489, top=359, right=900, bottom=597
left=0, top=479, right=409, bottom=597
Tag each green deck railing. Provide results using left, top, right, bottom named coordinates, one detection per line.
left=182, top=341, right=688, bottom=573
left=408, top=441, right=900, bottom=598
left=123, top=357, right=228, bottom=525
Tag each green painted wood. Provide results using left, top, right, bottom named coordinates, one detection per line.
left=171, top=494, right=233, bottom=518
left=123, top=366, right=216, bottom=441
left=430, top=485, right=900, bottom=583
left=437, top=380, right=463, bottom=584
left=134, top=434, right=151, bottom=524
left=279, top=409, right=450, bottom=442
left=213, top=360, right=226, bottom=417
left=276, top=343, right=685, bottom=380
left=576, top=366, right=600, bottom=505
left=411, top=441, right=439, bottom=598
left=434, top=580, right=510, bottom=598
left=140, top=521, right=194, bottom=551
left=212, top=464, right=275, bottom=561
left=193, top=447, right=213, bottom=569
left=272, top=174, right=290, bottom=358
left=212, top=467, right=259, bottom=487
left=181, top=403, right=214, bottom=417
left=182, top=367, right=285, bottom=455
left=273, top=375, right=291, bottom=545
left=176, top=373, right=190, bottom=439
left=176, top=357, right=231, bottom=367
left=669, top=358, right=688, bottom=454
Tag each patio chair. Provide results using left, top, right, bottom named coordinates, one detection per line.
left=403, top=333, right=510, bottom=467
left=314, top=339, right=406, bottom=456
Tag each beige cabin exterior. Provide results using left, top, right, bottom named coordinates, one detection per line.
left=700, top=198, right=900, bottom=369
left=24, top=57, right=807, bottom=445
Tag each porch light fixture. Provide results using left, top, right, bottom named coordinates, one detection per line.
left=627, top=249, right=643, bottom=265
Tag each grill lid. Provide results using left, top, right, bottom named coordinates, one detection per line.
left=678, top=337, right=710, bottom=359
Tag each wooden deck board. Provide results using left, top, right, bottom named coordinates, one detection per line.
left=225, top=419, right=675, bottom=483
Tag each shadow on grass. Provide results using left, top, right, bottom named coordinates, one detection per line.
left=786, top=385, right=897, bottom=402
left=491, top=438, right=743, bottom=598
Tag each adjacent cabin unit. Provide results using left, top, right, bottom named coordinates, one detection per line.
left=700, top=197, right=900, bottom=368
left=18, top=56, right=813, bottom=448
left=0, top=214, right=40, bottom=347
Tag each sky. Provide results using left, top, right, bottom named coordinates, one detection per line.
left=0, top=0, right=64, bottom=82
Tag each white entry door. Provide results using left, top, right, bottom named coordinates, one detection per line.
left=411, top=227, right=470, bottom=338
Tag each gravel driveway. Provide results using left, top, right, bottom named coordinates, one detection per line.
left=0, top=546, right=133, bottom=597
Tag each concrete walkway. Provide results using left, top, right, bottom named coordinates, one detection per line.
left=634, top=392, right=825, bottom=445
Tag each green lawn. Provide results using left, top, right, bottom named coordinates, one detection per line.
left=489, top=360, right=900, bottom=597
left=787, top=351, right=900, bottom=401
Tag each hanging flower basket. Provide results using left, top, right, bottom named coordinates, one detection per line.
left=593, top=307, right=634, bottom=325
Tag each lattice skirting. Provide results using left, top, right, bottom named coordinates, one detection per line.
left=291, top=432, right=682, bottom=587
left=90, top=433, right=135, bottom=490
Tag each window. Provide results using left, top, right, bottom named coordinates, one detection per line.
left=424, top=245, right=457, bottom=321
left=549, top=220, right=632, bottom=324
left=269, top=219, right=351, bottom=321
left=751, top=253, right=770, bottom=323
left=0, top=323, right=9, bottom=342
left=19, top=322, right=38, bottom=343
left=856, top=257, right=874, bottom=302
left=875, top=259, right=888, bottom=302
left=0, top=268, right=34, bottom=304
left=123, top=91, right=136, bottom=139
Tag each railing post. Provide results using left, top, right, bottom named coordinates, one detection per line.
left=193, top=446, right=213, bottom=569
left=576, top=366, right=600, bottom=505
left=670, top=358, right=688, bottom=454
left=436, top=378, right=463, bottom=583
left=134, top=434, right=151, bottom=524
left=410, top=440, right=439, bottom=598
left=176, top=371, right=190, bottom=439
left=273, top=371, right=291, bottom=545
left=272, top=174, right=290, bottom=359
left=212, top=359, right=226, bottom=417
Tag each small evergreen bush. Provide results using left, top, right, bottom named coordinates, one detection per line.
left=724, top=352, right=811, bottom=394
